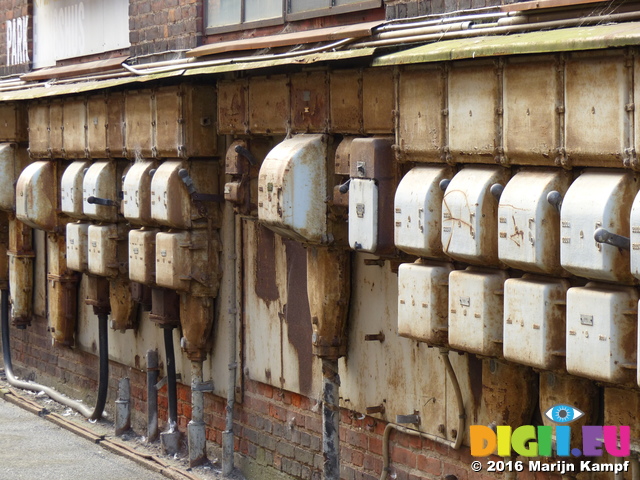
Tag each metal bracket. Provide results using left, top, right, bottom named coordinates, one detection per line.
left=192, top=380, right=214, bottom=392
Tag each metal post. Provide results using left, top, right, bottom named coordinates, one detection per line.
left=188, top=360, right=207, bottom=467
left=146, top=350, right=159, bottom=442
left=115, top=377, right=131, bottom=436
left=322, top=357, right=340, bottom=480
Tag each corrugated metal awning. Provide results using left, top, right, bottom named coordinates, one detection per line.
left=0, top=47, right=376, bottom=102
left=373, top=21, right=640, bottom=66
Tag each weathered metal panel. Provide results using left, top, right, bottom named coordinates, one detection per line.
left=217, top=79, right=248, bottom=135
left=0, top=144, right=29, bottom=213
left=107, top=92, right=126, bottom=158
left=560, top=170, right=637, bottom=284
left=291, top=71, right=329, bottom=133
left=498, top=169, right=571, bottom=275
left=62, top=98, right=87, bottom=158
left=109, top=277, right=137, bottom=331
left=397, top=260, right=452, bottom=346
left=503, top=276, right=569, bottom=371
left=362, top=68, right=394, bottom=134
left=61, top=160, right=91, bottom=219
left=27, top=102, right=50, bottom=158
left=448, top=62, right=498, bottom=163
left=249, top=75, right=290, bottom=135
left=154, top=86, right=182, bottom=159
left=394, top=165, right=452, bottom=259
left=182, top=85, right=217, bottom=158
left=179, top=295, right=215, bottom=362
left=397, top=65, right=444, bottom=162
left=442, top=165, right=509, bottom=266
left=0, top=103, right=28, bottom=142
left=503, top=57, right=560, bottom=165
left=604, top=387, right=640, bottom=451
left=87, top=223, right=124, bottom=278
left=155, top=230, right=193, bottom=292
left=329, top=69, right=362, bottom=134
left=87, top=95, right=109, bottom=158
left=448, top=267, right=508, bottom=358
left=565, top=52, right=626, bottom=167
left=566, top=284, right=638, bottom=385
left=122, top=160, right=156, bottom=225
left=348, top=179, right=378, bottom=252
left=82, top=161, right=120, bottom=223
left=66, top=222, right=90, bottom=273
left=16, top=161, right=59, bottom=232
left=33, top=229, right=47, bottom=317
left=49, top=100, right=64, bottom=158
left=47, top=232, right=78, bottom=346
left=333, top=137, right=353, bottom=176
left=128, top=228, right=158, bottom=285
left=125, top=89, right=154, bottom=159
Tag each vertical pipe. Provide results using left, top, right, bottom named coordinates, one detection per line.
left=189, top=360, right=207, bottom=467
left=163, top=327, right=178, bottom=427
left=615, top=457, right=625, bottom=480
left=146, top=349, right=159, bottom=442
left=115, top=377, right=131, bottom=435
left=322, top=357, right=340, bottom=480
left=90, top=312, right=110, bottom=421
left=222, top=202, right=238, bottom=475
left=632, top=457, right=639, bottom=480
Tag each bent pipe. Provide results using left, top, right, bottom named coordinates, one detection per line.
left=1, top=289, right=109, bottom=420
left=380, top=349, right=465, bottom=480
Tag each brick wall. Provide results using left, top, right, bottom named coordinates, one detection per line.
left=0, top=0, right=32, bottom=77
left=129, top=0, right=204, bottom=62
left=5, top=317, right=566, bottom=480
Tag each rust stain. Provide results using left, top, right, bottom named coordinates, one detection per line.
left=255, top=225, right=279, bottom=303
left=467, top=353, right=483, bottom=423
left=283, top=239, right=313, bottom=396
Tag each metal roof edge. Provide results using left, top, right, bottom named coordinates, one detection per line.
left=372, top=21, right=640, bottom=66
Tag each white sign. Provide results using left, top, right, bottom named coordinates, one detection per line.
left=6, top=16, right=30, bottom=66
left=33, top=0, right=129, bottom=68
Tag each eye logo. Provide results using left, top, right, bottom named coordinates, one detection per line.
left=544, top=404, right=584, bottom=424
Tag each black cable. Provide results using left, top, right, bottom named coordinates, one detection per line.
left=90, top=313, right=109, bottom=421
left=163, top=327, right=178, bottom=426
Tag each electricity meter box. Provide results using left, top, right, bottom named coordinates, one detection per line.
left=82, top=161, right=122, bottom=223
left=258, top=134, right=328, bottom=244
left=441, top=166, right=510, bottom=266
left=561, top=170, right=637, bottom=283
left=503, top=276, right=569, bottom=371
left=128, top=228, right=158, bottom=285
left=397, top=261, right=453, bottom=345
left=122, top=160, right=156, bottom=225
left=566, top=283, right=638, bottom=385
left=394, top=165, right=452, bottom=259
left=151, top=159, right=220, bottom=230
left=16, top=161, right=60, bottom=232
left=348, top=137, right=395, bottom=254
left=155, top=229, right=220, bottom=296
left=448, top=267, right=508, bottom=357
left=0, top=143, right=30, bottom=212
left=498, top=170, right=570, bottom=275
left=628, top=189, right=640, bottom=280
left=66, top=222, right=90, bottom=272
left=61, top=160, right=91, bottom=219
left=87, top=224, right=126, bottom=278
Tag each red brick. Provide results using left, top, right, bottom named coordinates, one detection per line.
left=389, top=445, right=417, bottom=469
left=346, top=429, right=368, bottom=450
left=369, top=436, right=383, bottom=456
left=417, top=454, right=441, bottom=475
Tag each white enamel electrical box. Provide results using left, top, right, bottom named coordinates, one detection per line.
left=397, top=261, right=453, bottom=345
left=441, top=166, right=509, bottom=266
left=498, top=170, right=571, bottom=274
left=83, top=161, right=119, bottom=222
left=561, top=170, right=637, bottom=283
left=448, top=267, right=509, bottom=357
left=394, top=166, right=452, bottom=258
left=122, top=160, right=155, bottom=225
left=566, top=283, right=638, bottom=384
left=503, top=276, right=569, bottom=370
left=128, top=228, right=158, bottom=285
left=349, top=178, right=378, bottom=252
left=87, top=224, right=121, bottom=277
left=156, top=230, right=201, bottom=291
left=258, top=134, right=328, bottom=244
left=66, top=222, right=90, bottom=272
left=628, top=190, right=640, bottom=280
left=61, top=160, right=90, bottom=219
left=0, top=143, right=28, bottom=212
left=16, top=161, right=58, bottom=232
left=150, top=160, right=191, bottom=229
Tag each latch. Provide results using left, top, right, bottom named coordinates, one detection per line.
left=178, top=169, right=224, bottom=203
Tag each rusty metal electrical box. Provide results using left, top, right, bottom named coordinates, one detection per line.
left=61, top=160, right=90, bottom=219
left=87, top=95, right=108, bottom=158
left=448, top=267, right=508, bottom=357
left=362, top=68, right=394, bottom=134
left=329, top=69, right=362, bottom=134
left=560, top=170, right=637, bottom=283
left=155, top=229, right=212, bottom=293
left=66, top=222, right=90, bottom=272
left=0, top=144, right=29, bottom=212
left=249, top=75, right=290, bottom=135
left=27, top=102, right=50, bottom=158
left=217, top=79, right=248, bottom=135
left=397, top=261, right=452, bottom=345
left=16, top=161, right=59, bottom=232
left=0, top=103, right=28, bottom=142
left=82, top=161, right=121, bottom=223
left=87, top=223, right=126, bottom=278
left=566, top=283, right=638, bottom=385
left=128, top=228, right=158, bottom=285
left=291, top=71, right=328, bottom=133
left=394, top=165, right=452, bottom=258
left=62, top=98, right=87, bottom=158
left=124, top=89, right=154, bottom=159
left=503, top=275, right=569, bottom=371
left=122, top=160, right=156, bottom=225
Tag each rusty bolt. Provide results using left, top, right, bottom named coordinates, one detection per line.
left=438, top=424, right=446, bottom=435
left=364, top=332, right=385, bottom=342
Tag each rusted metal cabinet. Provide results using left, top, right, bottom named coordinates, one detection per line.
left=125, top=89, right=154, bottom=159
left=217, top=79, right=248, bottom=135
left=362, top=68, right=394, bottom=134
left=0, top=103, right=28, bottom=142
left=560, top=170, right=637, bottom=283
left=87, top=95, right=109, bottom=158
left=61, top=160, right=90, bottom=219
left=66, top=222, right=90, bottom=272
left=329, top=69, right=362, bottom=134
left=27, top=102, right=50, bottom=158
left=87, top=223, right=126, bottom=278
left=62, top=98, right=87, bottom=158
left=291, top=71, right=328, bottom=133
left=0, top=144, right=30, bottom=212
left=82, top=161, right=120, bottom=223
left=128, top=228, right=158, bottom=285
left=249, top=75, right=290, bottom=135
left=16, top=161, right=59, bottom=232
left=49, top=100, right=64, bottom=158
left=122, top=160, right=156, bottom=225
left=503, top=276, right=569, bottom=371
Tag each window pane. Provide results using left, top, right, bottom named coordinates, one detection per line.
left=207, top=0, right=241, bottom=28
left=288, top=0, right=330, bottom=15
left=245, top=0, right=282, bottom=23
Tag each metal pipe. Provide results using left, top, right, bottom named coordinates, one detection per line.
left=615, top=457, right=625, bottom=480
left=374, top=21, right=472, bottom=40
left=188, top=360, right=207, bottom=467
left=115, top=377, right=131, bottom=435
left=380, top=350, right=465, bottom=480
left=91, top=312, right=110, bottom=421
left=632, top=457, right=639, bottom=480
left=322, top=357, right=340, bottom=480
left=377, top=11, right=511, bottom=31
left=146, top=349, right=159, bottom=442
left=122, top=37, right=355, bottom=76
left=1, top=288, right=109, bottom=419
left=354, top=10, right=640, bottom=49
left=163, top=327, right=178, bottom=426
left=222, top=200, right=239, bottom=475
